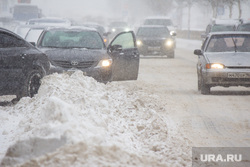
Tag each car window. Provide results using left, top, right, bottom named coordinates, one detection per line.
left=111, top=32, right=135, bottom=49
left=211, top=25, right=235, bottom=32
left=25, top=29, right=44, bottom=43
left=40, top=30, right=105, bottom=49
left=206, top=35, right=250, bottom=52
left=144, top=19, right=173, bottom=26
left=137, top=27, right=169, bottom=37
left=0, top=33, right=27, bottom=48
left=237, top=24, right=250, bottom=31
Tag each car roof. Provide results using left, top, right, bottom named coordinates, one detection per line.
left=138, top=25, right=169, bottom=28
left=208, top=31, right=250, bottom=36
left=144, top=16, right=171, bottom=20
left=44, top=26, right=97, bottom=32
left=0, top=27, right=20, bottom=36
left=210, top=19, right=242, bottom=25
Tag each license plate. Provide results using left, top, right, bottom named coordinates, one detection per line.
left=148, top=47, right=161, bottom=51
left=65, top=70, right=86, bottom=76
left=228, top=73, right=249, bottom=78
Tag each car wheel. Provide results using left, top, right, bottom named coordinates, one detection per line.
left=198, top=74, right=201, bottom=91
left=18, top=70, right=43, bottom=98
left=168, top=51, right=175, bottom=58
left=200, top=77, right=210, bottom=95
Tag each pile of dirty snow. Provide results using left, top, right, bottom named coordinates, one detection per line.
left=0, top=71, right=191, bottom=166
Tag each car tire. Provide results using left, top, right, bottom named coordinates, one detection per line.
left=198, top=74, right=201, bottom=91
left=168, top=51, right=175, bottom=58
left=200, top=77, right=210, bottom=95
left=18, top=70, right=43, bottom=98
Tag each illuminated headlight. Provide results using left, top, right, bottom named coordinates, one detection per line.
left=136, top=40, right=143, bottom=46
left=165, top=39, right=174, bottom=47
left=112, top=28, right=116, bottom=32
left=206, top=63, right=225, bottom=69
left=124, top=28, right=130, bottom=32
left=97, top=59, right=112, bottom=67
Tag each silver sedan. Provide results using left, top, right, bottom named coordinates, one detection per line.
left=194, top=32, right=250, bottom=94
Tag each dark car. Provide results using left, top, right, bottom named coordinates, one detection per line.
left=0, top=28, right=50, bottom=99
left=201, top=19, right=241, bottom=42
left=194, top=32, right=250, bottom=95
left=108, top=21, right=131, bottom=39
left=136, top=25, right=176, bottom=58
left=81, top=22, right=110, bottom=45
left=237, top=22, right=250, bottom=31
left=36, top=26, right=139, bottom=82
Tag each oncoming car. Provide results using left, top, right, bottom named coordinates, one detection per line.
left=0, top=28, right=50, bottom=99
left=36, top=27, right=140, bottom=83
left=142, top=16, right=176, bottom=34
left=136, top=25, right=176, bottom=58
left=194, top=32, right=250, bottom=94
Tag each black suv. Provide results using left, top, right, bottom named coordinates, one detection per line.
left=136, top=25, right=176, bottom=58
left=0, top=28, right=50, bottom=99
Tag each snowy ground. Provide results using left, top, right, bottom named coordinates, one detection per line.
left=1, top=38, right=249, bottom=166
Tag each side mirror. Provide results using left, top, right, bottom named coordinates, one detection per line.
left=170, top=31, right=177, bottom=36
left=30, top=42, right=36, bottom=46
left=108, top=44, right=122, bottom=53
left=194, top=49, right=202, bottom=56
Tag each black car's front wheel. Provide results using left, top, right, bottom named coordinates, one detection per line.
left=18, top=70, right=43, bottom=98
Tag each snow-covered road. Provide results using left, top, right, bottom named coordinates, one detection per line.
left=0, top=38, right=249, bottom=166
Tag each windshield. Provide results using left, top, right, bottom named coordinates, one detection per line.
left=206, top=34, right=250, bottom=52
left=211, top=24, right=235, bottom=32
left=137, top=27, right=170, bottom=37
left=237, top=24, right=250, bottom=31
left=144, top=19, right=173, bottom=26
left=40, top=30, right=105, bottom=49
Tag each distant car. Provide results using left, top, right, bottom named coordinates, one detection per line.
left=237, top=22, right=250, bottom=31
left=14, top=25, right=33, bottom=38
left=0, top=28, right=50, bottom=99
left=36, top=27, right=139, bottom=82
left=142, top=16, right=176, bottom=33
left=194, top=32, right=250, bottom=94
left=108, top=21, right=131, bottom=39
left=81, top=22, right=110, bottom=45
left=26, top=17, right=72, bottom=27
left=136, top=25, right=176, bottom=58
left=201, top=19, right=241, bottom=41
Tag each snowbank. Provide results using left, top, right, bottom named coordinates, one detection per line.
left=0, top=71, right=190, bottom=166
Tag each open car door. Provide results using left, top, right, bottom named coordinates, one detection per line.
left=108, top=31, right=140, bottom=81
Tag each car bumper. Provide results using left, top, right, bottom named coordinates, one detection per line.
left=49, top=65, right=112, bottom=82
left=203, top=68, right=250, bottom=87
left=138, top=45, right=175, bottom=55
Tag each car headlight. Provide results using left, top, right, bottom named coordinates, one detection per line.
left=165, top=39, right=174, bottom=47
left=97, top=59, right=112, bottom=67
left=206, top=63, right=225, bottom=69
left=112, top=28, right=116, bottom=32
left=136, top=40, right=143, bottom=46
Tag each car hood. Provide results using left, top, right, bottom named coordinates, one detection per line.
left=205, top=52, right=250, bottom=67
left=40, top=48, right=109, bottom=62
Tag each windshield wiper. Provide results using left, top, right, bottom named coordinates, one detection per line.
left=231, top=37, right=237, bottom=53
